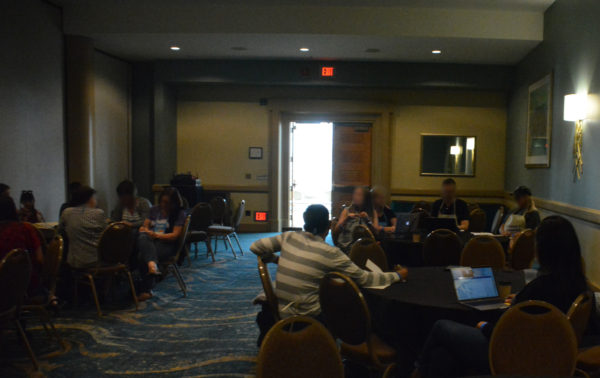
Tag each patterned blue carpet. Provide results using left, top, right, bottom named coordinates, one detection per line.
left=1, top=233, right=279, bottom=378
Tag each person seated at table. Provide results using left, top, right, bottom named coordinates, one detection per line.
left=59, top=186, right=108, bottom=269
left=431, top=178, right=469, bottom=231
left=110, top=180, right=151, bottom=228
left=18, top=190, right=45, bottom=223
left=0, top=183, right=10, bottom=197
left=371, top=186, right=397, bottom=234
left=500, top=185, right=541, bottom=235
left=136, top=187, right=186, bottom=301
left=413, top=215, right=588, bottom=378
left=59, top=181, right=82, bottom=218
left=251, top=204, right=407, bottom=321
left=335, top=186, right=375, bottom=251
left=0, top=195, right=44, bottom=296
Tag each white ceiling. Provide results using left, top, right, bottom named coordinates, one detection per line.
left=53, top=0, right=556, bottom=64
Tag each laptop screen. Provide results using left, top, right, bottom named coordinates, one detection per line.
left=451, top=267, right=499, bottom=301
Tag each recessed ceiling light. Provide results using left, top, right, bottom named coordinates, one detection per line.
left=299, top=47, right=310, bottom=52
left=365, top=48, right=380, bottom=53
left=432, top=50, right=442, bottom=54
left=170, top=46, right=181, bottom=51
left=231, top=46, right=248, bottom=51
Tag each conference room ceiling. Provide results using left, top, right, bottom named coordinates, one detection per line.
left=52, top=0, right=555, bottom=64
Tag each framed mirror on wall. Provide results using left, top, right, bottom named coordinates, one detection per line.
left=420, top=134, right=476, bottom=176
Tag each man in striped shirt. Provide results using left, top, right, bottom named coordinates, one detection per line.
left=251, top=204, right=407, bottom=319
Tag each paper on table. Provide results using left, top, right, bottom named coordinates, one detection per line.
left=364, top=259, right=391, bottom=290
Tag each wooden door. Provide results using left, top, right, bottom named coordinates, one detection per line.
left=331, top=123, right=372, bottom=218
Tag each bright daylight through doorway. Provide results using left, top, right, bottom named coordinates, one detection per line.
left=289, top=122, right=333, bottom=228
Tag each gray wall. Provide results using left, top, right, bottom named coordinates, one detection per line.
left=506, top=0, right=600, bottom=209
left=0, top=0, right=66, bottom=221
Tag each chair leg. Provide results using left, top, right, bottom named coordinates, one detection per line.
left=226, top=235, right=237, bottom=259
left=125, top=270, right=139, bottom=311
left=205, top=240, right=216, bottom=262
left=232, top=232, right=244, bottom=255
left=15, top=319, right=39, bottom=371
left=171, top=264, right=187, bottom=297
left=86, top=274, right=102, bottom=317
left=214, top=237, right=218, bottom=253
left=194, top=242, right=198, bottom=259
left=41, top=309, right=64, bottom=350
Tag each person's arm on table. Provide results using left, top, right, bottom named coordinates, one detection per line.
left=250, top=233, right=283, bottom=264
left=329, top=247, right=407, bottom=287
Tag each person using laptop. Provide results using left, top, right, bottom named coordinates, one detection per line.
left=371, top=186, right=397, bottom=234
left=412, top=216, right=589, bottom=378
left=431, top=178, right=470, bottom=231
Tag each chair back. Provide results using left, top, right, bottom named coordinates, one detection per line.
left=97, top=222, right=135, bottom=264
left=172, top=215, right=192, bottom=264
left=257, top=316, right=344, bottom=378
left=422, top=229, right=462, bottom=266
left=411, top=201, right=432, bottom=215
left=29, top=223, right=49, bottom=255
left=460, top=236, right=505, bottom=270
left=209, top=196, right=228, bottom=224
left=351, top=224, right=375, bottom=243
left=567, top=291, right=594, bottom=345
left=468, top=208, right=487, bottom=233
left=319, top=272, right=370, bottom=345
left=232, top=200, right=245, bottom=231
left=189, top=202, right=213, bottom=232
left=0, top=249, right=31, bottom=314
left=510, top=229, right=536, bottom=270
left=349, top=238, right=389, bottom=271
left=40, top=235, right=63, bottom=296
left=257, top=256, right=280, bottom=321
left=490, top=206, right=505, bottom=234
left=489, top=300, right=577, bottom=376
left=467, top=203, right=480, bottom=214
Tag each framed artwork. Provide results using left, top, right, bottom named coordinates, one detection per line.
left=525, top=73, right=553, bottom=168
left=249, top=147, right=263, bottom=160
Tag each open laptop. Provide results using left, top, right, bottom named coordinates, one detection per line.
left=451, top=267, right=508, bottom=311
left=394, top=213, right=411, bottom=236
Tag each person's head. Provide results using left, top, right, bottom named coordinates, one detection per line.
left=0, top=183, right=9, bottom=197
left=513, top=185, right=533, bottom=210
left=0, top=196, right=18, bottom=222
left=67, top=181, right=82, bottom=201
left=20, top=190, right=35, bottom=209
left=71, top=186, right=97, bottom=208
left=441, top=178, right=457, bottom=203
left=303, top=204, right=330, bottom=238
left=371, top=187, right=387, bottom=209
left=351, top=186, right=369, bottom=208
left=116, top=180, right=136, bottom=208
left=536, top=216, right=585, bottom=282
left=158, top=187, right=182, bottom=216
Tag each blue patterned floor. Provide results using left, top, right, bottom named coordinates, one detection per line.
left=1, top=233, right=279, bottom=378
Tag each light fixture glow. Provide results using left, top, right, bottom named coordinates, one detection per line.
left=466, top=137, right=475, bottom=151
left=170, top=46, right=181, bottom=51
left=564, top=94, right=590, bottom=121
left=450, top=145, right=462, bottom=156
left=432, top=50, right=442, bottom=54
left=299, top=47, right=310, bottom=52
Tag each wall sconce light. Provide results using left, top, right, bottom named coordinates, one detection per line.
left=563, top=94, right=597, bottom=180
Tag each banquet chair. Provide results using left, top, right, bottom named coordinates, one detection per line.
left=568, top=291, right=593, bottom=345
left=28, top=222, right=50, bottom=255
left=489, top=300, right=578, bottom=376
left=468, top=208, right=487, bottom=233
left=73, top=222, right=137, bottom=317
left=256, top=316, right=344, bottom=378
left=0, top=249, right=38, bottom=370
left=207, top=200, right=245, bottom=258
left=187, top=202, right=215, bottom=261
left=460, top=236, right=505, bottom=270
left=22, top=235, right=64, bottom=349
left=257, top=256, right=280, bottom=322
left=509, top=229, right=535, bottom=270
left=159, top=215, right=191, bottom=297
left=319, top=272, right=397, bottom=373
left=422, top=229, right=462, bottom=266
left=349, top=238, right=389, bottom=272
left=352, top=224, right=376, bottom=244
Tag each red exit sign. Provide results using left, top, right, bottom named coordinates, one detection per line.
left=321, top=67, right=335, bottom=77
left=254, top=211, right=269, bottom=222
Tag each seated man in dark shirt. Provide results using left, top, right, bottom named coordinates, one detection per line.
left=431, top=178, right=469, bottom=231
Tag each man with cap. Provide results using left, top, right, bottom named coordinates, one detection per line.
left=500, top=185, right=541, bottom=235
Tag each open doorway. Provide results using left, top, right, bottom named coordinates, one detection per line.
left=289, top=122, right=333, bottom=227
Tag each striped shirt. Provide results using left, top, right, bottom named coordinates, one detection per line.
left=250, top=231, right=400, bottom=318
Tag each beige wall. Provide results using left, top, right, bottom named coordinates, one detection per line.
left=391, top=105, right=507, bottom=193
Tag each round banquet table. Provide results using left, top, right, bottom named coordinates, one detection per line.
left=362, top=266, right=525, bottom=364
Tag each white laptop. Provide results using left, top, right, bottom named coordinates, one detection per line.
left=451, top=267, right=508, bottom=311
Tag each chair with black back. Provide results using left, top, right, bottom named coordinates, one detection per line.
left=460, top=235, right=505, bottom=270
left=73, top=222, right=137, bottom=317
left=467, top=203, right=480, bottom=214
left=256, top=316, right=344, bottom=378
left=187, top=202, right=215, bottom=261
left=0, top=249, right=38, bottom=370
left=23, top=235, right=65, bottom=349
left=207, top=196, right=238, bottom=257
left=468, top=208, right=487, bottom=233
left=509, top=229, right=536, bottom=270
left=207, top=200, right=245, bottom=259
left=319, top=272, right=397, bottom=374
left=349, top=238, right=389, bottom=272
left=351, top=224, right=376, bottom=244
left=159, top=215, right=192, bottom=297
left=422, top=229, right=462, bottom=266
left=489, top=300, right=578, bottom=376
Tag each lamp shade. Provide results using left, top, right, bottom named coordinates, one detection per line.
left=564, top=94, right=588, bottom=121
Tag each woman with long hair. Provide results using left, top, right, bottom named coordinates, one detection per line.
left=137, top=187, right=186, bottom=301
left=413, top=215, right=588, bottom=377
left=334, top=186, right=375, bottom=252
left=18, top=190, right=45, bottom=223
